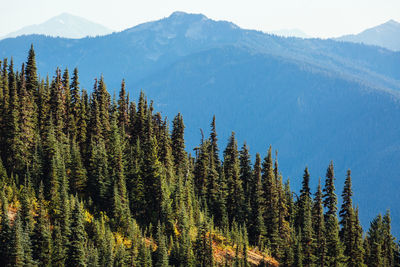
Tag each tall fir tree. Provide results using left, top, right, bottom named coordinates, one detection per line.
left=248, top=153, right=266, bottom=246
left=223, top=132, right=245, bottom=225
left=323, top=162, right=345, bottom=266
left=67, top=198, right=86, bottom=267
left=312, top=178, right=326, bottom=267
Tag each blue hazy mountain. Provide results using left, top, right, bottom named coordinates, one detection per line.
left=268, top=28, right=310, bottom=38
left=1, top=11, right=400, bottom=234
left=0, top=13, right=113, bottom=40
left=335, top=19, right=400, bottom=51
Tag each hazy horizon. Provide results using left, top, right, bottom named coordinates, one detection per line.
left=1, top=0, right=399, bottom=38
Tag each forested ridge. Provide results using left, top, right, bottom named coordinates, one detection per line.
left=0, top=45, right=398, bottom=266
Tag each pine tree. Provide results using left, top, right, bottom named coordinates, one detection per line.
left=49, top=68, right=65, bottom=138
left=69, top=138, right=87, bottom=195
left=70, top=68, right=80, bottom=121
left=5, top=59, right=24, bottom=174
left=142, top=136, right=164, bottom=226
left=19, top=63, right=36, bottom=172
left=155, top=222, right=169, bottom=267
left=194, top=221, right=213, bottom=267
left=25, top=44, right=38, bottom=96
left=340, top=170, right=355, bottom=262
left=171, top=113, right=187, bottom=175
left=137, top=239, right=152, bottom=267
left=382, top=210, right=395, bottom=267
left=312, top=178, right=326, bottom=266
left=109, top=112, right=131, bottom=230
left=248, top=153, right=266, bottom=246
left=209, top=115, right=220, bottom=167
left=62, top=68, right=75, bottom=138
left=367, top=214, right=384, bottom=267
left=323, top=162, right=344, bottom=266
left=32, top=183, right=52, bottom=266
left=118, top=79, right=129, bottom=130
left=223, top=132, right=245, bottom=225
left=0, top=190, right=12, bottom=266
left=261, top=146, right=279, bottom=255
left=350, top=207, right=365, bottom=267
left=96, top=75, right=111, bottom=135
left=194, top=140, right=210, bottom=203
left=297, top=167, right=311, bottom=230
left=67, top=199, right=86, bottom=267
left=239, top=142, right=252, bottom=224
left=9, top=212, right=25, bottom=267
left=87, top=137, right=110, bottom=207
left=323, top=161, right=337, bottom=218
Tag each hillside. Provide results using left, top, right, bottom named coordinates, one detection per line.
left=0, top=46, right=398, bottom=266
left=0, top=11, right=400, bottom=235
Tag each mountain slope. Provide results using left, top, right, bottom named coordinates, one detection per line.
left=0, top=13, right=113, bottom=39
left=0, top=11, right=400, bottom=234
left=336, top=19, right=400, bottom=51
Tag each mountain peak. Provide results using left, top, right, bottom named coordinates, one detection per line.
left=335, top=19, right=400, bottom=51
left=166, top=11, right=209, bottom=24
left=1, top=13, right=113, bottom=40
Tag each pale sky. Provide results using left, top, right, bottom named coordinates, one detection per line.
left=0, top=0, right=399, bottom=38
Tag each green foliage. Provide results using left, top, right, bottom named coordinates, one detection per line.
left=0, top=47, right=396, bottom=267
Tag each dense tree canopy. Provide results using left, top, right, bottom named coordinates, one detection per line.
left=0, top=47, right=398, bottom=266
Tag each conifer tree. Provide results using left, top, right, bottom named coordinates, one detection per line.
left=25, top=44, right=38, bottom=96
left=297, top=167, right=311, bottom=230
left=67, top=199, right=86, bottom=267
left=366, top=214, right=384, bottom=267
left=261, top=146, right=279, bottom=255
left=87, top=137, right=110, bottom=207
left=96, top=75, right=110, bottom=135
left=19, top=63, right=36, bottom=171
left=9, top=212, right=25, bottom=267
left=323, top=162, right=344, bottom=266
left=206, top=147, right=220, bottom=220
left=223, top=132, right=245, bottom=225
left=383, top=210, right=395, bottom=267
left=118, top=79, right=129, bottom=130
left=323, top=161, right=338, bottom=218
left=137, top=239, right=152, bottom=267
left=49, top=68, right=65, bottom=138
left=0, top=190, right=12, bottom=266
left=109, top=112, right=130, bottom=230
left=340, top=170, right=355, bottom=261
left=239, top=142, right=252, bottom=224
left=248, top=153, right=266, bottom=246
left=155, top=223, right=169, bottom=267
left=194, top=221, right=213, bottom=267
left=142, top=136, right=164, bottom=226
left=32, top=183, right=52, bottom=266
left=77, top=89, right=88, bottom=147
left=171, top=113, right=187, bottom=175
left=296, top=167, right=315, bottom=266
left=69, top=138, right=87, bottom=195
left=5, top=59, right=24, bottom=174
left=62, top=68, right=73, bottom=136
left=194, top=140, right=210, bottom=203
left=312, top=178, right=326, bottom=266
left=209, top=115, right=220, bottom=168
left=350, top=207, right=365, bottom=267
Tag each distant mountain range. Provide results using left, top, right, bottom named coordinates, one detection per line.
left=335, top=19, right=400, bottom=51
left=268, top=28, right=309, bottom=38
left=1, top=11, right=400, bottom=235
left=0, top=13, right=113, bottom=39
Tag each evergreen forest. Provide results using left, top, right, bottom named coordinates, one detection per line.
left=0, top=46, right=399, bottom=266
